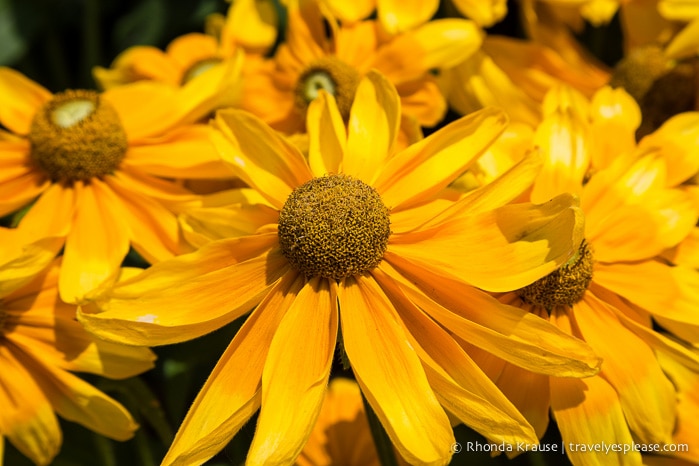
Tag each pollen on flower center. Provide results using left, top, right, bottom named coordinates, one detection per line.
left=295, top=56, right=361, bottom=120
left=518, top=240, right=594, bottom=309
left=278, top=174, right=391, bottom=280
left=28, top=90, right=128, bottom=184
left=182, top=57, right=222, bottom=84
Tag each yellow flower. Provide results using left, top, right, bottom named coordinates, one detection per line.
left=0, top=253, right=155, bottom=465
left=296, top=377, right=408, bottom=466
left=474, top=85, right=699, bottom=466
left=320, top=0, right=438, bottom=33
left=242, top=0, right=482, bottom=134
left=0, top=67, right=237, bottom=304
left=78, top=71, right=599, bottom=466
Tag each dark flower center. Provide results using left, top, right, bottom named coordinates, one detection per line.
left=295, top=56, right=361, bottom=120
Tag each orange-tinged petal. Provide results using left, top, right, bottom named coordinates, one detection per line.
left=383, top=262, right=600, bottom=377
left=0, top=171, right=50, bottom=218
left=372, top=267, right=538, bottom=445
left=111, top=167, right=198, bottom=205
left=221, top=0, right=279, bottom=54
left=593, top=260, right=699, bottom=328
left=395, top=76, right=447, bottom=127
left=286, top=0, right=329, bottom=63
left=377, top=0, right=439, bottom=33
left=307, top=91, right=346, bottom=177
left=248, top=277, right=338, bottom=465
left=78, top=236, right=286, bottom=346
left=572, top=293, right=676, bottom=445
left=0, top=234, right=63, bottom=300
left=371, top=19, right=483, bottom=84
left=58, top=181, right=130, bottom=304
left=162, top=272, right=304, bottom=466
left=388, top=193, right=584, bottom=292
left=105, top=176, right=185, bottom=263
left=179, top=202, right=278, bottom=247
left=0, top=346, right=61, bottom=466
left=343, top=71, right=400, bottom=185
left=665, top=17, right=699, bottom=59
left=14, top=182, right=75, bottom=242
left=166, top=33, right=218, bottom=69
left=550, top=375, right=641, bottom=466
left=374, top=107, right=507, bottom=211
left=334, top=20, right=379, bottom=71
left=0, top=67, right=51, bottom=135
left=339, top=275, right=454, bottom=465
left=18, top=351, right=138, bottom=441
left=126, top=125, right=234, bottom=179
left=211, top=109, right=313, bottom=209
left=93, top=46, right=180, bottom=89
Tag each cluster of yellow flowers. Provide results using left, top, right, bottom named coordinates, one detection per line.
left=1, top=0, right=698, bottom=465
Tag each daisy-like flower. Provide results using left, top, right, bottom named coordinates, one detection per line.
left=79, top=71, right=601, bottom=466
left=242, top=0, right=482, bottom=135
left=93, top=0, right=273, bottom=106
left=0, top=251, right=155, bottom=465
left=469, top=85, right=699, bottom=466
left=0, top=67, right=240, bottom=304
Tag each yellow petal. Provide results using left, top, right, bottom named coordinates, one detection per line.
left=166, top=33, right=218, bottom=69
left=550, top=375, right=641, bottom=466
left=383, top=262, right=600, bottom=377
left=0, top=234, right=63, bottom=299
left=388, top=193, right=584, bottom=292
left=105, top=175, right=185, bottom=263
left=14, top=182, right=75, bottom=242
left=665, top=17, right=699, bottom=59
left=658, top=0, right=699, bottom=21
left=343, top=71, right=400, bottom=184
left=377, top=0, right=439, bottom=33
left=594, top=260, right=699, bottom=329
left=451, top=0, right=507, bottom=27
left=22, top=353, right=138, bottom=441
left=247, top=277, right=338, bottom=465
left=395, top=76, right=447, bottom=127
left=59, top=181, right=131, bottom=304
left=221, top=0, right=279, bottom=54
left=127, top=125, right=234, bottom=179
left=339, top=275, right=454, bottom=465
left=162, top=272, right=305, bottom=466
left=307, top=90, right=346, bottom=177
left=78, top=237, right=286, bottom=346
left=573, top=293, right=676, bottom=444
left=0, top=347, right=61, bottom=466
left=324, top=0, right=375, bottom=23
left=371, top=19, right=483, bottom=84
left=93, top=46, right=180, bottom=89
left=0, top=67, right=51, bottom=135
left=589, top=86, right=640, bottom=170
left=372, top=267, right=539, bottom=445
left=374, top=107, right=507, bottom=211
left=211, top=109, right=313, bottom=209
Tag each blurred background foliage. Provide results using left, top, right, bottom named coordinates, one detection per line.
left=0, top=0, right=622, bottom=464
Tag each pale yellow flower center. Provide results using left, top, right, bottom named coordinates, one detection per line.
left=295, top=56, right=361, bottom=120
left=29, top=90, right=128, bottom=184
left=278, top=174, right=391, bottom=280
left=519, top=240, right=594, bottom=309
left=181, top=57, right=222, bottom=84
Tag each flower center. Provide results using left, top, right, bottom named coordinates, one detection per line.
left=278, top=174, right=391, bottom=280
left=518, top=240, right=594, bottom=309
left=295, top=56, right=361, bottom=120
left=181, top=57, right=222, bottom=84
left=28, top=90, right=128, bottom=184
left=610, top=45, right=698, bottom=138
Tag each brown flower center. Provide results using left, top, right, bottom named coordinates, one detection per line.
left=28, top=90, right=128, bottom=184
left=278, top=174, right=391, bottom=280
left=295, top=56, right=361, bottom=121
left=518, top=240, right=594, bottom=309
left=181, top=57, right=222, bottom=84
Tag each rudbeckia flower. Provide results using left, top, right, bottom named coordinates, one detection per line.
left=242, top=0, right=482, bottom=134
left=0, top=253, right=155, bottom=465
left=0, top=67, right=238, bottom=303
left=470, top=85, right=699, bottom=466
left=78, top=71, right=600, bottom=466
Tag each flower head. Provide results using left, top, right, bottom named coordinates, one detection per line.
left=79, top=71, right=599, bottom=466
